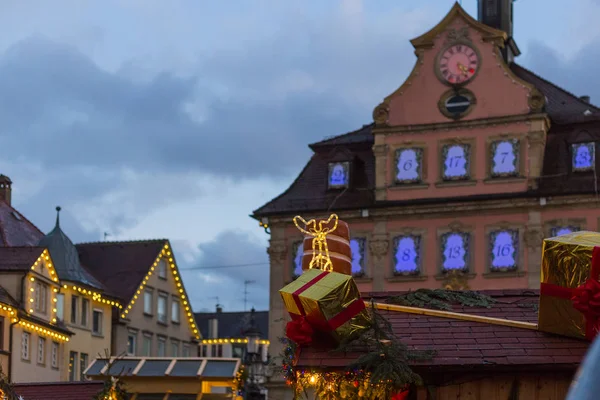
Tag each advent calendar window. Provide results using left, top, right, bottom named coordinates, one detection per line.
left=392, top=235, right=421, bottom=275
left=291, top=241, right=303, bottom=278
left=441, top=143, right=471, bottom=181
left=490, top=139, right=519, bottom=177
left=550, top=226, right=579, bottom=237
left=328, top=162, right=350, bottom=189
left=571, top=142, right=595, bottom=172
left=394, top=148, right=423, bottom=184
left=489, top=229, right=518, bottom=272
left=440, top=231, right=470, bottom=273
left=349, top=238, right=366, bottom=277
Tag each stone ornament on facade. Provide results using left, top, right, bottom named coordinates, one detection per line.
left=369, top=237, right=390, bottom=258
left=373, top=102, right=390, bottom=126
left=267, top=241, right=287, bottom=263
left=524, top=226, right=544, bottom=249
left=442, top=270, right=470, bottom=290
left=528, top=88, right=546, bottom=113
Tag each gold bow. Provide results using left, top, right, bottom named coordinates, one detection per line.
left=293, top=214, right=339, bottom=271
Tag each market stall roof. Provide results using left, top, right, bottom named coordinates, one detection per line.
left=297, top=289, right=590, bottom=370
left=85, top=357, right=241, bottom=380
left=12, top=381, right=104, bottom=400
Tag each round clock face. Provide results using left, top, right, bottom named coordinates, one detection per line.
left=437, top=44, right=480, bottom=85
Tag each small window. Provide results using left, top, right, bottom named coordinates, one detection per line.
left=21, top=332, right=30, bottom=360
left=572, top=142, right=595, bottom=172
left=232, top=344, right=245, bottom=359
left=182, top=344, right=191, bottom=358
left=441, top=231, right=470, bottom=273
left=80, top=353, right=89, bottom=380
left=438, top=89, right=476, bottom=120
left=441, top=144, right=471, bottom=181
left=291, top=241, right=303, bottom=279
left=490, top=139, right=519, bottom=177
left=211, top=344, right=216, bottom=357
left=327, top=161, right=350, bottom=189
left=201, top=345, right=207, bottom=357
left=395, top=148, right=424, bottom=184
left=157, top=294, right=168, bottom=324
left=489, top=229, right=519, bottom=272
left=37, top=337, right=46, bottom=364
left=51, top=342, right=59, bottom=368
left=71, top=296, right=79, bottom=324
left=127, top=334, right=136, bottom=356
left=144, top=290, right=153, bottom=315
left=349, top=238, right=366, bottom=277
left=550, top=226, right=579, bottom=237
left=158, top=259, right=168, bottom=279
left=143, top=334, right=152, bottom=357
left=35, top=282, right=48, bottom=313
left=81, top=298, right=89, bottom=326
left=56, top=294, right=65, bottom=321
left=171, top=341, right=179, bottom=357
left=92, top=310, right=103, bottom=335
left=157, top=337, right=166, bottom=357
left=171, top=299, right=180, bottom=323
left=217, top=344, right=223, bottom=357
left=69, top=351, right=78, bottom=381
left=393, top=235, right=422, bottom=276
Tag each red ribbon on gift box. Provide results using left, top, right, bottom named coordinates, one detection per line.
left=540, top=246, right=600, bottom=340
left=286, top=270, right=366, bottom=346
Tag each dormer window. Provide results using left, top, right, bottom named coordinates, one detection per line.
left=328, top=162, right=350, bottom=189
left=572, top=142, right=595, bottom=172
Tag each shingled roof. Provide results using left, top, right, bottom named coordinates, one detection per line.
left=13, top=381, right=104, bottom=400
left=195, top=309, right=269, bottom=340
left=0, top=200, right=44, bottom=247
left=0, top=246, right=45, bottom=272
left=253, top=62, right=600, bottom=217
left=76, top=240, right=167, bottom=302
left=298, top=290, right=588, bottom=371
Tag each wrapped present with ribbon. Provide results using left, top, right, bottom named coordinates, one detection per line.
left=280, top=268, right=370, bottom=345
left=539, top=231, right=600, bottom=340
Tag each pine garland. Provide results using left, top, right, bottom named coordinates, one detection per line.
left=92, top=376, right=129, bottom=400
left=386, top=288, right=496, bottom=311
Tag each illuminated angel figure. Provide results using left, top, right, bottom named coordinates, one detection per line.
left=574, top=144, right=593, bottom=169
left=395, top=237, right=418, bottom=273
left=396, top=149, right=419, bottom=181
left=330, top=164, right=347, bottom=186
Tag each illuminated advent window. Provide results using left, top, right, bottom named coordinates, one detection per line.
left=440, top=232, right=470, bottom=273
left=392, top=235, right=421, bottom=275
left=328, top=162, right=350, bottom=189
left=550, top=226, right=579, bottom=237
left=441, top=144, right=471, bottom=180
left=349, top=238, right=366, bottom=277
left=395, top=148, right=423, bottom=184
left=489, top=229, right=518, bottom=272
left=291, top=241, right=303, bottom=278
left=490, top=139, right=519, bottom=177
left=572, top=142, right=595, bottom=172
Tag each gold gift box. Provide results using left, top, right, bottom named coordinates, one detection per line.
left=279, top=268, right=370, bottom=342
left=539, top=231, right=600, bottom=340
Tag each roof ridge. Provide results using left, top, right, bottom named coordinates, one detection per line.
left=309, top=123, right=374, bottom=148
left=76, top=238, right=168, bottom=246
left=0, top=245, right=45, bottom=250
left=512, top=62, right=600, bottom=112
left=0, top=199, right=45, bottom=236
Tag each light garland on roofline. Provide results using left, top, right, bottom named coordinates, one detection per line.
left=28, top=250, right=60, bottom=323
left=120, top=243, right=200, bottom=340
left=62, top=284, right=123, bottom=309
left=0, top=303, right=15, bottom=316
left=201, top=338, right=270, bottom=345
left=30, top=250, right=59, bottom=283
left=18, top=320, right=70, bottom=342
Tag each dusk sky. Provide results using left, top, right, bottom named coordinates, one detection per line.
left=1, top=0, right=599, bottom=312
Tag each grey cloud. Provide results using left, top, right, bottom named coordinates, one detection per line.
left=179, top=230, right=269, bottom=312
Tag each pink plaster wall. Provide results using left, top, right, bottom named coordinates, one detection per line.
left=282, top=207, right=600, bottom=293
left=386, top=19, right=531, bottom=127
left=384, top=121, right=531, bottom=201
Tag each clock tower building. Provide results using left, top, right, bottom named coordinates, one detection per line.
left=253, top=2, right=600, bottom=398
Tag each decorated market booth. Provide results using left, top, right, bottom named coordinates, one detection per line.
left=84, top=357, right=243, bottom=400
left=279, top=215, right=599, bottom=399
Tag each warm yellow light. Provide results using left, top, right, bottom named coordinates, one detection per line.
left=30, top=277, right=35, bottom=282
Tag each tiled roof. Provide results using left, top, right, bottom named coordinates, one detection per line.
left=0, top=246, right=45, bottom=271
left=309, top=124, right=374, bottom=149
left=297, top=290, right=588, bottom=370
left=76, top=240, right=166, bottom=302
left=0, top=201, right=44, bottom=247
left=38, top=214, right=105, bottom=289
left=510, top=63, right=600, bottom=124
left=194, top=310, right=269, bottom=340
left=13, top=381, right=104, bottom=400
left=0, top=284, right=19, bottom=308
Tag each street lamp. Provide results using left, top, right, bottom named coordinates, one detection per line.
left=243, top=308, right=267, bottom=400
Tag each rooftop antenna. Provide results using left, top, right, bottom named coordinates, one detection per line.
left=210, top=296, right=220, bottom=310
left=244, top=280, right=256, bottom=311
left=104, top=232, right=110, bottom=240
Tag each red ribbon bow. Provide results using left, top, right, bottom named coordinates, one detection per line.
left=286, top=317, right=314, bottom=346
left=391, top=390, right=409, bottom=400
left=541, top=246, right=600, bottom=340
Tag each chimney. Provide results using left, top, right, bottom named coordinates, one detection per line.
left=0, top=175, right=12, bottom=206
left=208, top=317, right=218, bottom=339
left=216, top=305, right=223, bottom=313
left=477, top=0, right=520, bottom=63
left=581, top=95, right=591, bottom=104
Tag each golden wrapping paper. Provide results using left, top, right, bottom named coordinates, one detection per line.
left=279, top=268, right=370, bottom=343
left=539, top=231, right=600, bottom=340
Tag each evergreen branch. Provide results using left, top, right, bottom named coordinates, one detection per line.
left=387, top=288, right=496, bottom=311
